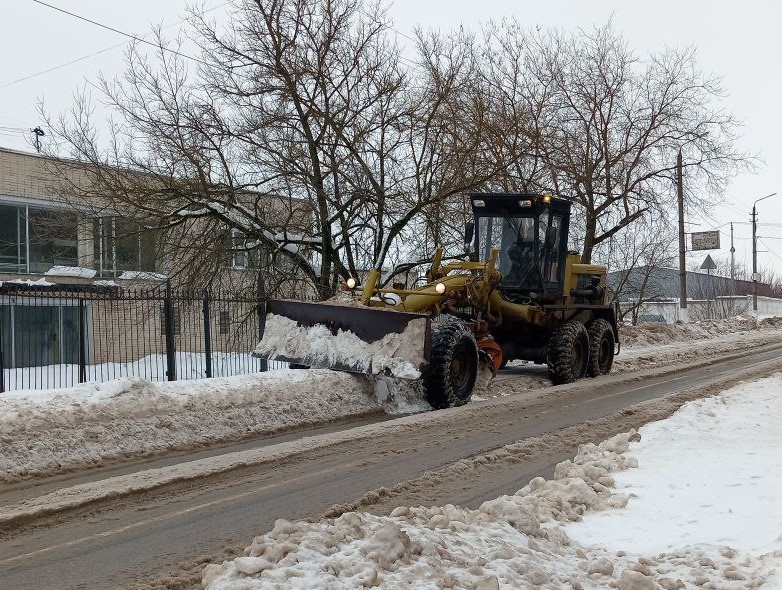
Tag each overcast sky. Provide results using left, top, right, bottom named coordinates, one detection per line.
left=2, top=0, right=780, bottom=275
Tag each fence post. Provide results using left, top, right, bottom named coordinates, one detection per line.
left=164, top=280, right=177, bottom=381
left=202, top=290, right=212, bottom=378
left=78, top=298, right=87, bottom=384
left=0, top=308, right=5, bottom=394
left=257, top=300, right=268, bottom=372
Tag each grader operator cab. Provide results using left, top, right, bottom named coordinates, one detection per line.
left=257, top=193, right=618, bottom=409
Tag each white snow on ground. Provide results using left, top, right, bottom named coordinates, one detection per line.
left=3, top=352, right=275, bottom=391
left=564, top=373, right=782, bottom=556
left=202, top=374, right=782, bottom=590
left=0, top=370, right=416, bottom=481
left=619, top=314, right=782, bottom=348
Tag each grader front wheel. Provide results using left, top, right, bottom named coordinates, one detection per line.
left=423, top=322, right=479, bottom=409
left=547, top=320, right=589, bottom=384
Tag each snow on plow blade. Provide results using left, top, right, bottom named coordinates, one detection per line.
left=254, top=299, right=431, bottom=379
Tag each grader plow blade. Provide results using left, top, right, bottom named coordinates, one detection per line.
left=254, top=299, right=431, bottom=379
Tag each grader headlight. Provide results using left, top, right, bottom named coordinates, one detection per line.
left=435, top=282, right=446, bottom=294
left=346, top=277, right=357, bottom=289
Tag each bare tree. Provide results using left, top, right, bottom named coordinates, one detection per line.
left=44, top=0, right=512, bottom=298
left=44, top=9, right=753, bottom=299
left=483, top=21, right=752, bottom=262
left=602, top=212, right=677, bottom=323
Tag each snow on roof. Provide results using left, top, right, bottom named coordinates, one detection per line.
left=43, top=265, right=97, bottom=278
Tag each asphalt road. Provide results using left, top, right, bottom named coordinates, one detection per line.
left=1, top=341, right=781, bottom=590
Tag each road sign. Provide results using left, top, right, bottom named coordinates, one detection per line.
left=691, top=230, right=720, bottom=251
left=700, top=254, right=717, bottom=271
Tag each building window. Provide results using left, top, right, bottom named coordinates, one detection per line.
left=94, top=218, right=157, bottom=278
left=0, top=300, right=88, bottom=368
left=231, top=230, right=250, bottom=269
left=0, top=204, right=26, bottom=273
left=28, top=208, right=79, bottom=273
left=0, top=203, right=78, bottom=274
left=219, top=310, right=231, bottom=335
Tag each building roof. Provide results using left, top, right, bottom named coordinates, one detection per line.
left=608, top=265, right=772, bottom=301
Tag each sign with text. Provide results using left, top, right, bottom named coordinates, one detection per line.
left=691, top=230, right=720, bottom=251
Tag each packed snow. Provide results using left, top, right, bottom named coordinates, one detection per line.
left=202, top=374, right=782, bottom=590
left=619, top=314, right=782, bottom=348
left=0, top=370, right=427, bottom=481
left=256, top=313, right=427, bottom=380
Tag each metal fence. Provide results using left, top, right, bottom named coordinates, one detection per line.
left=0, top=281, right=284, bottom=393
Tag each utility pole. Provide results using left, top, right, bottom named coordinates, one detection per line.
left=752, top=205, right=758, bottom=312
left=752, top=192, right=778, bottom=314
left=677, top=149, right=688, bottom=318
left=730, top=222, right=735, bottom=284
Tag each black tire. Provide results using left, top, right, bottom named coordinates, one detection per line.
left=587, top=319, right=615, bottom=377
left=547, top=320, right=589, bottom=385
left=422, top=322, right=479, bottom=409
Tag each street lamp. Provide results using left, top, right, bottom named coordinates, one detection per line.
left=752, top=192, right=777, bottom=313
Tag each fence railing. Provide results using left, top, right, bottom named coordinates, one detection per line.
left=0, top=281, right=285, bottom=393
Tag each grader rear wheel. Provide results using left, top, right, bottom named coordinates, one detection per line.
left=587, top=319, right=615, bottom=377
left=423, top=322, right=479, bottom=409
left=547, top=320, right=589, bottom=384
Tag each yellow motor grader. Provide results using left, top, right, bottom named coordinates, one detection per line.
left=257, top=193, right=619, bottom=409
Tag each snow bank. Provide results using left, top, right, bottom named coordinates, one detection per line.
left=255, top=313, right=426, bottom=380
left=618, top=314, right=776, bottom=347
left=0, top=371, right=383, bottom=481
left=202, top=376, right=782, bottom=590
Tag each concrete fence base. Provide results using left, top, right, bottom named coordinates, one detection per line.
left=622, top=295, right=782, bottom=324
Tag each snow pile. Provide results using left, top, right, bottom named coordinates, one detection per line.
left=202, top=377, right=782, bottom=590
left=202, top=432, right=639, bottom=589
left=619, top=314, right=761, bottom=347
left=256, top=313, right=427, bottom=380
left=0, top=370, right=381, bottom=481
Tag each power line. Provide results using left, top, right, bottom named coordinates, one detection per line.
left=5, top=1, right=231, bottom=89
left=758, top=238, right=782, bottom=263
left=1, top=43, right=121, bottom=89
left=29, top=0, right=209, bottom=66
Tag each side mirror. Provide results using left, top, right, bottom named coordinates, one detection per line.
left=463, top=222, right=475, bottom=248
